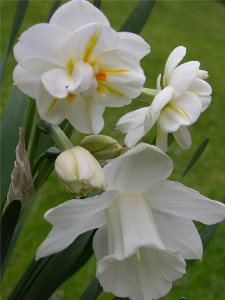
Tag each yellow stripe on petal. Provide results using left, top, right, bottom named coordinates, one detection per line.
left=103, top=68, right=128, bottom=73
left=83, top=28, right=100, bottom=63
left=97, top=82, right=124, bottom=97
left=46, top=98, right=58, bottom=116
left=166, top=102, right=189, bottom=122
left=67, top=58, right=74, bottom=76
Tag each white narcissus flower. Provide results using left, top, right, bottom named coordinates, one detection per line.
left=13, top=0, right=150, bottom=134
left=55, top=146, right=107, bottom=196
left=36, top=143, right=225, bottom=300
left=116, top=46, right=212, bottom=151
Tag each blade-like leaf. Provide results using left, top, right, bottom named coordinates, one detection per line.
left=1, top=87, right=29, bottom=211
left=0, top=200, right=21, bottom=267
left=0, top=0, right=29, bottom=80
left=180, top=137, right=209, bottom=180
left=80, top=277, right=102, bottom=300
left=46, top=0, right=61, bottom=22
left=120, top=0, right=156, bottom=34
left=93, top=0, right=101, bottom=9
left=9, top=230, right=94, bottom=300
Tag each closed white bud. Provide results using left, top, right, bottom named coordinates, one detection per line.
left=55, top=146, right=107, bottom=196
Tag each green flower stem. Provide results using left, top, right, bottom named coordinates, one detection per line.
left=136, top=88, right=159, bottom=103
left=38, top=119, right=74, bottom=152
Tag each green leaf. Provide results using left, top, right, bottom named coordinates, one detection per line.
left=0, top=87, right=29, bottom=211
left=93, top=0, right=101, bottom=9
left=120, top=0, right=156, bottom=34
left=80, top=277, right=102, bottom=300
left=46, top=0, right=61, bottom=22
left=0, top=0, right=29, bottom=80
left=9, top=230, right=94, bottom=300
left=180, top=137, right=209, bottom=180
left=0, top=200, right=21, bottom=267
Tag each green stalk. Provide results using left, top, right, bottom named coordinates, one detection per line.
left=38, top=120, right=73, bottom=152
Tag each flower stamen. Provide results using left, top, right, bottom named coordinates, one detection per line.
left=136, top=249, right=143, bottom=264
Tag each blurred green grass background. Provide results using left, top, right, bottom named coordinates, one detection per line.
left=1, top=0, right=225, bottom=299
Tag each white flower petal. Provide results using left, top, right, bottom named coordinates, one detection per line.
left=124, top=127, right=146, bottom=148
left=96, top=246, right=185, bottom=300
left=67, top=95, right=105, bottom=134
left=42, top=68, right=70, bottom=98
left=173, top=126, right=192, bottom=149
left=36, top=83, right=66, bottom=124
left=13, top=65, right=40, bottom=99
left=151, top=86, right=173, bottom=114
left=68, top=61, right=94, bottom=94
left=152, top=210, right=203, bottom=260
left=96, top=48, right=143, bottom=73
left=14, top=23, right=68, bottom=64
left=36, top=227, right=76, bottom=259
left=158, top=104, right=189, bottom=133
left=94, top=82, right=137, bottom=107
left=60, top=23, right=117, bottom=62
left=45, top=191, right=116, bottom=229
left=156, top=73, right=162, bottom=90
left=147, top=180, right=225, bottom=224
left=94, top=193, right=186, bottom=300
left=104, top=193, right=165, bottom=257
left=36, top=191, right=117, bottom=260
left=118, top=32, right=150, bottom=59
left=104, top=143, right=173, bottom=192
left=157, top=91, right=202, bottom=133
left=163, top=46, right=186, bottom=85
left=171, top=91, right=202, bottom=124
left=189, top=78, right=212, bottom=111
left=156, top=127, right=168, bottom=152
left=116, top=107, right=149, bottom=133
left=20, top=57, right=61, bottom=74
left=50, top=0, right=110, bottom=31
left=198, top=69, right=209, bottom=79
left=168, top=61, right=200, bottom=97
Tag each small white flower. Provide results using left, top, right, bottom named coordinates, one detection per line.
left=55, top=146, right=107, bottom=196
left=13, top=0, right=150, bottom=134
left=36, top=143, right=225, bottom=300
left=117, top=46, right=212, bottom=151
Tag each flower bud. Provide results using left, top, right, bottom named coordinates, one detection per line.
left=55, top=146, right=107, bottom=196
left=80, top=135, right=123, bottom=160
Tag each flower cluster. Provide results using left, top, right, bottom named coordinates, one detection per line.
left=117, top=46, right=212, bottom=151
left=13, top=0, right=149, bottom=134
left=12, top=1, right=225, bottom=300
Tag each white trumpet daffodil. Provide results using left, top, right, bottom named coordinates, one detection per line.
left=116, top=46, right=212, bottom=151
left=13, top=0, right=150, bottom=134
left=36, top=143, right=225, bottom=300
